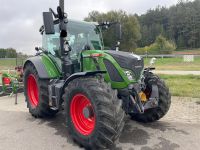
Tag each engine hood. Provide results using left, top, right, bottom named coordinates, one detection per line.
left=105, top=50, right=144, bottom=80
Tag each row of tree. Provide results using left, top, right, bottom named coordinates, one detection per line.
left=0, top=48, right=28, bottom=58
left=0, top=48, right=17, bottom=58
left=138, top=0, right=200, bottom=49
left=85, top=0, right=200, bottom=53
left=2, top=1, right=199, bottom=55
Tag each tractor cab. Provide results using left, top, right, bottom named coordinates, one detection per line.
left=41, top=19, right=104, bottom=72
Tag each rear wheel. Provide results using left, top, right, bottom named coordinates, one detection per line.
left=130, top=73, right=171, bottom=123
left=24, top=62, right=58, bottom=117
left=63, top=77, right=125, bottom=149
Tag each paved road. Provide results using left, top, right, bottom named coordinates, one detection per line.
left=0, top=94, right=200, bottom=150
left=154, top=70, right=200, bottom=75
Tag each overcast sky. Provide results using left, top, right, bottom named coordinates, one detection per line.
left=0, top=0, right=180, bottom=55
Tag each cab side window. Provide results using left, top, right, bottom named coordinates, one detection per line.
left=42, top=25, right=60, bottom=57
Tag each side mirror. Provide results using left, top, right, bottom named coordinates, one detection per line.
left=83, top=44, right=91, bottom=51
left=43, top=12, right=55, bottom=34
left=116, top=23, right=122, bottom=40
left=35, top=47, right=39, bottom=51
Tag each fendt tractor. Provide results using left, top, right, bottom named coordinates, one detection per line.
left=23, top=0, right=171, bottom=149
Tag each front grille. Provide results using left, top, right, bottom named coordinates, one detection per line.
left=131, top=59, right=144, bottom=80
left=104, top=59, right=123, bottom=82
left=105, top=50, right=144, bottom=80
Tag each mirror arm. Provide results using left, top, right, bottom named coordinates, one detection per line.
left=49, top=8, right=58, bottom=18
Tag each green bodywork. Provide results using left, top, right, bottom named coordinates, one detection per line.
left=28, top=20, right=143, bottom=89
left=82, top=50, right=138, bottom=89
left=38, top=49, right=140, bottom=89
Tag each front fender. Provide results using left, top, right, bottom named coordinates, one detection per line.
left=62, top=71, right=106, bottom=93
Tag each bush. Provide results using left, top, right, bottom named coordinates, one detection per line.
left=135, top=35, right=176, bottom=54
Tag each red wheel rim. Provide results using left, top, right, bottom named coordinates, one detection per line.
left=27, top=74, right=39, bottom=107
left=3, top=77, right=11, bottom=85
left=70, top=94, right=96, bottom=136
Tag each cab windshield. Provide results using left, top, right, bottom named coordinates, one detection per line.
left=42, top=20, right=103, bottom=60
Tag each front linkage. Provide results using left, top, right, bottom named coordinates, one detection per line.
left=128, top=68, right=171, bottom=123
left=118, top=67, right=159, bottom=115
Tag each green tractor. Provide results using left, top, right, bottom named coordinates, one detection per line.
left=23, top=0, right=171, bottom=149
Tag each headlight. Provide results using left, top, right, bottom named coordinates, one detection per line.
left=124, top=70, right=134, bottom=80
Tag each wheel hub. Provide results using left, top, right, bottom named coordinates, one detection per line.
left=83, top=106, right=93, bottom=119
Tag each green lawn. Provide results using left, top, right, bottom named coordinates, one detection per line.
left=159, top=74, right=200, bottom=98
left=0, top=58, right=24, bottom=70
left=144, top=57, right=200, bottom=71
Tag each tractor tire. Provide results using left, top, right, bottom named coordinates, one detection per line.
left=130, top=72, right=171, bottom=123
left=24, top=62, right=58, bottom=117
left=63, top=77, right=125, bottom=149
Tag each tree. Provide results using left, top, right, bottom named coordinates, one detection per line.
left=85, top=10, right=141, bottom=52
left=137, top=0, right=200, bottom=49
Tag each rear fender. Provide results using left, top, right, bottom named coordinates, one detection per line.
left=23, top=55, right=61, bottom=79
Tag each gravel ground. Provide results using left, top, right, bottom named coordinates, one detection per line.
left=0, top=94, right=199, bottom=150
left=163, top=97, right=200, bottom=124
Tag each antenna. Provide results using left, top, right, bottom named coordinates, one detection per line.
left=59, top=0, right=64, bottom=12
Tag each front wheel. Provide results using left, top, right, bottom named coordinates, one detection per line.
left=129, top=72, right=171, bottom=123
left=63, top=77, right=125, bottom=149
